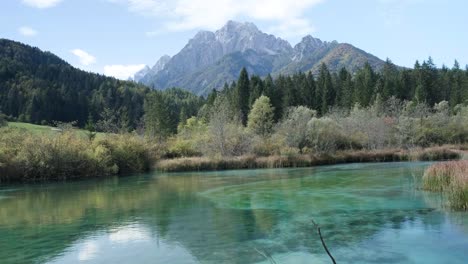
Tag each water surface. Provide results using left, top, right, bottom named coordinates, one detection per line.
left=1, top=162, right=467, bottom=263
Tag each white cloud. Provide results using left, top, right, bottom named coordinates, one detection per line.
left=22, top=0, right=63, bottom=8
left=70, top=49, right=97, bottom=66
left=104, top=64, right=146, bottom=80
left=18, top=26, right=38, bottom=37
left=109, top=0, right=324, bottom=37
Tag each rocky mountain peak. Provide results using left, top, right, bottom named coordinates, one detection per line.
left=191, top=31, right=216, bottom=43
left=216, top=20, right=260, bottom=38
left=299, top=35, right=324, bottom=48
left=152, top=55, right=171, bottom=71
left=214, top=20, right=292, bottom=55
left=133, top=65, right=150, bottom=82
left=292, top=35, right=328, bottom=61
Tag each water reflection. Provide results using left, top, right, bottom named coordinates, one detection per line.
left=0, top=163, right=467, bottom=263
left=48, top=223, right=198, bottom=264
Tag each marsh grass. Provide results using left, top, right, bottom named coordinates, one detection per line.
left=423, top=160, right=468, bottom=210
left=157, top=147, right=460, bottom=172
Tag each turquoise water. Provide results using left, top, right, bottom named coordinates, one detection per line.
left=0, top=162, right=467, bottom=263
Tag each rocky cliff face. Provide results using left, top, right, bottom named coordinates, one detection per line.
left=136, top=21, right=387, bottom=95
left=135, top=55, right=171, bottom=84
left=215, top=21, right=293, bottom=55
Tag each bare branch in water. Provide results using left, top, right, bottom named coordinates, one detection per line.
left=312, top=219, right=337, bottom=264
left=254, top=247, right=277, bottom=264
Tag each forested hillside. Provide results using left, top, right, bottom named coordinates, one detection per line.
left=0, top=39, right=203, bottom=131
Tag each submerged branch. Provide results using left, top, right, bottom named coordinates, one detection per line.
left=254, top=247, right=277, bottom=264
left=312, top=219, right=337, bottom=264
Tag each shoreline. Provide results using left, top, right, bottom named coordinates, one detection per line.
left=156, top=146, right=461, bottom=172
left=1, top=146, right=463, bottom=184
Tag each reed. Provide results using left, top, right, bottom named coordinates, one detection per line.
left=157, top=147, right=460, bottom=172
left=423, top=160, right=468, bottom=210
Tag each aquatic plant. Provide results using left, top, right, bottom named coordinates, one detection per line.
left=157, top=147, right=460, bottom=172
left=423, top=160, right=468, bottom=210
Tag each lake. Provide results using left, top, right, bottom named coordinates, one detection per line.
left=0, top=162, right=467, bottom=263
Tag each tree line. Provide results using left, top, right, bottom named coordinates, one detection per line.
left=203, top=58, right=468, bottom=126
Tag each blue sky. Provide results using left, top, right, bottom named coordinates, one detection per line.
left=1, top=0, right=467, bottom=79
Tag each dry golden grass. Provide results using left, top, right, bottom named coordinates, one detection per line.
left=423, top=160, right=468, bottom=210
left=156, top=147, right=460, bottom=172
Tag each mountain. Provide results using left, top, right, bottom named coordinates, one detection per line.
left=137, top=21, right=388, bottom=95
left=135, top=55, right=171, bottom=83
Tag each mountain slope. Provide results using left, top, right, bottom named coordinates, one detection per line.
left=137, top=21, right=388, bottom=95
left=0, top=39, right=149, bottom=127
left=309, top=43, right=386, bottom=74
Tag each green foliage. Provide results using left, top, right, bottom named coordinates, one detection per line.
left=0, top=39, right=149, bottom=129
left=275, top=106, right=317, bottom=151
left=0, top=40, right=205, bottom=135
left=0, top=127, right=157, bottom=182
left=236, top=68, right=250, bottom=125
left=247, top=95, right=275, bottom=137
left=144, top=92, right=173, bottom=140
left=167, top=116, right=208, bottom=158
left=307, top=117, right=344, bottom=153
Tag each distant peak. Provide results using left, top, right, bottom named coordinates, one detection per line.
left=219, top=20, right=259, bottom=33
left=159, top=54, right=171, bottom=61
left=300, top=35, right=323, bottom=46
left=193, top=30, right=216, bottom=41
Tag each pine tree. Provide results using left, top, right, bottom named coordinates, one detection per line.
left=304, top=72, right=316, bottom=109
left=144, top=92, right=172, bottom=140
left=316, top=63, right=334, bottom=115
left=353, top=62, right=375, bottom=107
left=337, top=67, right=353, bottom=108
left=421, top=57, right=439, bottom=104
left=236, top=68, right=250, bottom=125
left=450, top=60, right=463, bottom=106
left=263, top=74, right=282, bottom=121
left=381, top=59, right=398, bottom=101
left=249, top=75, right=264, bottom=108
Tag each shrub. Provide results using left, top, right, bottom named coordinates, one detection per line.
left=252, top=137, right=282, bottom=157
left=307, top=117, right=344, bottom=153
left=0, top=128, right=157, bottom=182
left=275, top=106, right=316, bottom=150
left=167, top=137, right=201, bottom=158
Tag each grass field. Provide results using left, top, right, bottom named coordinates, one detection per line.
left=8, top=122, right=58, bottom=134
left=6, top=122, right=106, bottom=138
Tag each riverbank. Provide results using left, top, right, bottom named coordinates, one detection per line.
left=156, top=147, right=461, bottom=172
left=1, top=124, right=464, bottom=183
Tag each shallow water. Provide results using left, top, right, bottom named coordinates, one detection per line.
left=0, top=162, right=467, bottom=263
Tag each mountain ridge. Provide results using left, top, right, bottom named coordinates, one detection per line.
left=136, top=21, right=388, bottom=95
